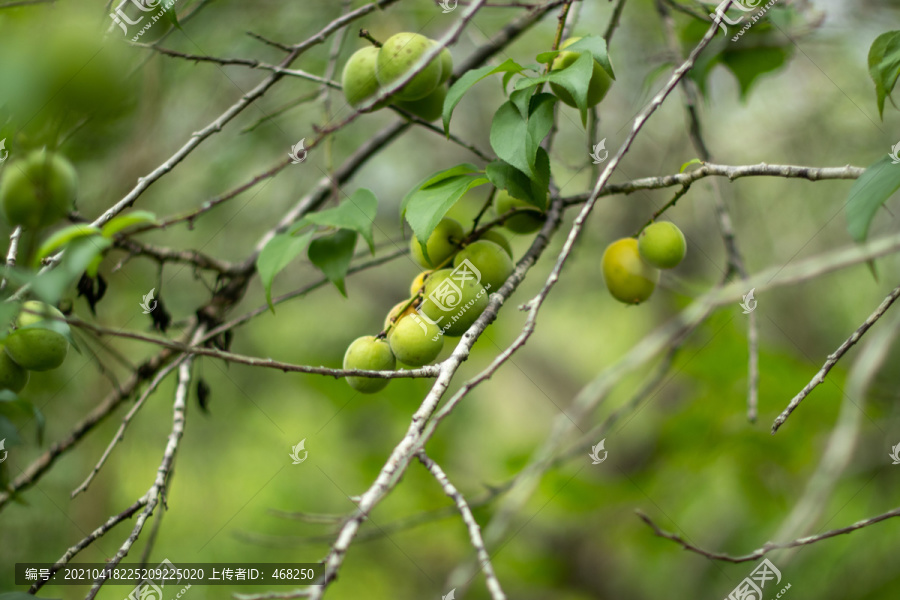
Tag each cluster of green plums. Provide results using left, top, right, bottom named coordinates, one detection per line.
left=0, top=150, right=77, bottom=230
left=0, top=301, right=71, bottom=393
left=601, top=222, right=687, bottom=304
left=341, top=32, right=454, bottom=122
left=342, top=212, right=523, bottom=394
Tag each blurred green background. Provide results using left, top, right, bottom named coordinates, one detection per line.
left=1, top=0, right=900, bottom=599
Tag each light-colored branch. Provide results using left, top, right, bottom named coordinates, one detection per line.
left=71, top=358, right=187, bottom=498
left=773, top=308, right=900, bottom=561
left=637, top=505, right=900, bottom=563
left=0, top=226, right=21, bottom=292
left=772, top=281, right=900, bottom=433
left=562, top=163, right=864, bottom=205
left=604, top=0, right=629, bottom=42
left=28, top=498, right=147, bottom=593
left=85, top=338, right=200, bottom=600
left=417, top=452, right=506, bottom=600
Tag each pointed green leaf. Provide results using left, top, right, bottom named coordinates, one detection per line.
left=257, top=230, right=314, bottom=312
left=404, top=172, right=489, bottom=257
left=443, top=59, right=525, bottom=134
left=525, top=93, right=557, bottom=172
left=306, top=189, right=378, bottom=254
left=846, top=155, right=900, bottom=243
left=868, top=31, right=900, bottom=119
left=308, top=229, right=358, bottom=297
left=35, top=224, right=102, bottom=265
left=100, top=210, right=160, bottom=238
left=485, top=148, right=550, bottom=210
left=537, top=34, right=615, bottom=80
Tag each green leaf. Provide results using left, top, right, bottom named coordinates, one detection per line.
left=404, top=167, right=489, bottom=259
left=306, top=189, right=378, bottom=254
left=525, top=93, right=557, bottom=171
left=720, top=45, right=791, bottom=99
left=485, top=148, right=550, bottom=210
left=400, top=164, right=484, bottom=219
left=443, top=59, right=525, bottom=134
left=257, top=230, right=314, bottom=312
left=100, top=210, right=159, bottom=238
left=31, top=237, right=112, bottom=306
left=680, top=158, right=702, bottom=173
left=35, top=224, right=102, bottom=265
left=868, top=31, right=900, bottom=119
left=516, top=53, right=594, bottom=124
left=846, top=155, right=900, bottom=243
left=308, top=229, right=358, bottom=297
left=490, top=100, right=531, bottom=176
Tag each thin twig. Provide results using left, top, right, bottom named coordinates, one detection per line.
left=418, top=451, right=506, bottom=600
left=637, top=506, right=900, bottom=563
left=772, top=281, right=900, bottom=434
left=71, top=359, right=188, bottom=498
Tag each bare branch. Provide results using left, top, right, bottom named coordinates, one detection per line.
left=28, top=498, right=148, bottom=593
left=637, top=506, right=900, bottom=563
left=772, top=281, right=900, bottom=434
left=85, top=341, right=200, bottom=600
left=418, top=452, right=506, bottom=600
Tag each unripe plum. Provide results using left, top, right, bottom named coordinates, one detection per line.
left=376, top=33, right=442, bottom=101
left=638, top=221, right=686, bottom=269
left=453, top=240, right=513, bottom=291
left=342, top=47, right=386, bottom=109
left=493, top=190, right=545, bottom=234
left=389, top=314, right=444, bottom=366
left=419, top=268, right=489, bottom=337
left=480, top=230, right=513, bottom=258
left=438, top=47, right=454, bottom=84
left=550, top=37, right=613, bottom=108
left=343, top=335, right=396, bottom=393
left=394, top=84, right=446, bottom=122
left=0, top=345, right=28, bottom=392
left=5, top=301, right=69, bottom=371
left=410, top=217, right=463, bottom=268
left=601, top=238, right=659, bottom=305
left=1, top=151, right=77, bottom=229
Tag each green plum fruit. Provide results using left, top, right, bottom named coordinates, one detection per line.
left=1, top=151, right=77, bottom=229
left=480, top=230, right=513, bottom=258
left=5, top=301, right=69, bottom=371
left=550, top=37, right=613, bottom=108
left=438, top=47, right=453, bottom=83
left=453, top=240, right=513, bottom=291
left=342, top=47, right=387, bottom=109
left=389, top=314, right=444, bottom=366
left=638, top=221, right=686, bottom=269
left=394, top=84, right=446, bottom=122
left=493, top=190, right=545, bottom=234
left=410, top=217, right=464, bottom=268
left=419, top=268, right=489, bottom=337
left=0, top=345, right=28, bottom=392
left=376, top=32, right=443, bottom=101
left=343, top=335, right=396, bottom=393
left=601, top=238, right=659, bottom=305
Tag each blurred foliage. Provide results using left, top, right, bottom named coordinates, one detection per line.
left=0, top=1, right=900, bottom=600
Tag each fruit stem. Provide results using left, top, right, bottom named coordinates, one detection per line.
left=632, top=182, right=692, bottom=237
left=380, top=294, right=420, bottom=339
left=359, top=29, right=382, bottom=48
left=469, top=188, right=497, bottom=233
